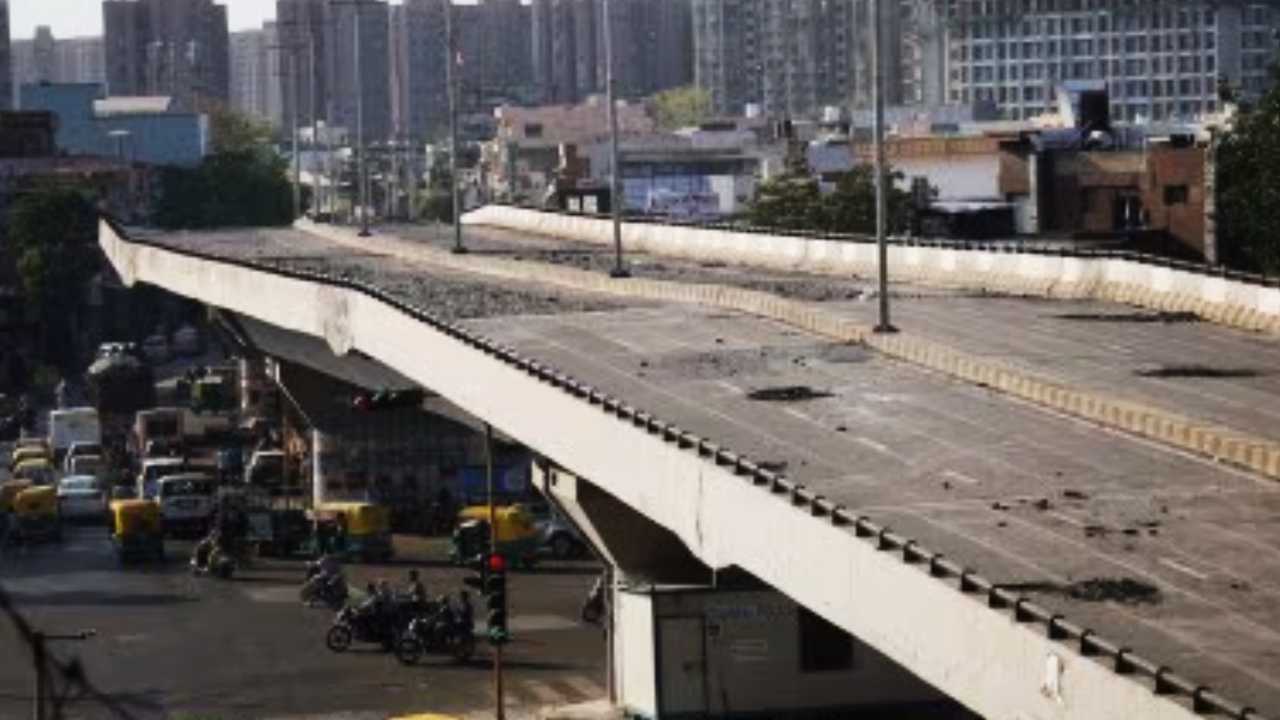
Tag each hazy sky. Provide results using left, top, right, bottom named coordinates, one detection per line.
left=7, top=0, right=278, bottom=40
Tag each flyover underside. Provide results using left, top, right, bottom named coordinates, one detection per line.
left=99, top=221, right=1279, bottom=720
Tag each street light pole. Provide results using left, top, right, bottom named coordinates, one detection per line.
left=292, top=50, right=303, bottom=220
left=309, top=34, right=319, bottom=220
left=871, top=0, right=895, bottom=333
left=354, top=3, right=371, bottom=237
left=602, top=0, right=628, bottom=278
left=446, top=1, right=466, bottom=253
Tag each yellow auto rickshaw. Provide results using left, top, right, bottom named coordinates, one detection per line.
left=14, top=437, right=51, bottom=453
left=12, top=458, right=56, bottom=487
left=450, top=504, right=540, bottom=568
left=9, top=445, right=51, bottom=471
left=313, top=502, right=392, bottom=562
left=1, top=479, right=32, bottom=513
left=109, top=499, right=165, bottom=563
left=13, top=485, right=61, bottom=543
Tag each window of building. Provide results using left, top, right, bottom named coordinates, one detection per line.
left=799, top=607, right=855, bottom=673
left=524, top=123, right=544, bottom=139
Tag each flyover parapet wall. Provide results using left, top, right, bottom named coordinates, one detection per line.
left=464, top=205, right=1280, bottom=334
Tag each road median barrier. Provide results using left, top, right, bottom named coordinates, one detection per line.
left=298, top=220, right=1280, bottom=481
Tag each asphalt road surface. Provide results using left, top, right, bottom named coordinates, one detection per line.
left=0, top=526, right=605, bottom=719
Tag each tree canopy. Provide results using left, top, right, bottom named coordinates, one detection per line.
left=1216, top=65, right=1280, bottom=274
left=651, top=86, right=713, bottom=130
left=745, top=159, right=922, bottom=236
left=7, top=186, right=100, bottom=369
left=153, top=108, right=295, bottom=229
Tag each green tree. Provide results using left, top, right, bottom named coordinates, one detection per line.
left=823, top=165, right=921, bottom=235
left=7, top=187, right=99, bottom=370
left=744, top=166, right=826, bottom=231
left=210, top=107, right=275, bottom=155
left=1217, top=64, right=1280, bottom=273
left=153, top=150, right=295, bottom=229
left=651, top=86, right=713, bottom=130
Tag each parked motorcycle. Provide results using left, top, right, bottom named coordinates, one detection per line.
left=189, top=536, right=237, bottom=579
left=395, top=592, right=476, bottom=666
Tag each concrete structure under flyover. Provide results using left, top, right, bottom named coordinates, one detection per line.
left=99, top=219, right=1280, bottom=720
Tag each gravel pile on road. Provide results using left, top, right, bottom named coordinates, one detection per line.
left=394, top=224, right=891, bottom=303
left=147, top=227, right=635, bottom=321
left=263, top=255, right=632, bottom=321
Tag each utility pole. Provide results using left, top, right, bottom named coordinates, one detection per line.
left=484, top=423, right=505, bottom=720
left=446, top=1, right=466, bottom=253
left=292, top=50, right=303, bottom=220
left=355, top=3, right=371, bottom=237
left=871, top=0, right=896, bottom=333
left=31, top=629, right=94, bottom=720
left=308, top=34, right=319, bottom=220
left=602, top=0, right=628, bottom=278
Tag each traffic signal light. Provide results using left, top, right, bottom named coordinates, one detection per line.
left=463, top=552, right=489, bottom=592
left=484, top=552, right=509, bottom=645
left=351, top=388, right=425, bottom=412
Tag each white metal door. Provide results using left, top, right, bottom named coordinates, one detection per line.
left=658, top=616, right=706, bottom=716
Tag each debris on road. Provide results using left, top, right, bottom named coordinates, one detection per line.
left=747, top=386, right=833, bottom=402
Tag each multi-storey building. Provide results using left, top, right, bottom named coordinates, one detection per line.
left=0, top=0, right=11, bottom=110
left=694, top=0, right=944, bottom=118
left=275, top=0, right=328, bottom=129
left=102, top=0, right=230, bottom=109
left=13, top=31, right=106, bottom=105
left=533, top=0, right=692, bottom=105
left=327, top=0, right=391, bottom=141
left=942, top=0, right=1280, bottom=122
left=230, top=27, right=281, bottom=126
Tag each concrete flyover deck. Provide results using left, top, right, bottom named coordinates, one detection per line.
left=313, top=221, right=1280, bottom=479
left=101, top=222, right=1280, bottom=719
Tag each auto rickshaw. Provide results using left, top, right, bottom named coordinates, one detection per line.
left=109, top=499, right=164, bottom=563
left=12, top=485, right=61, bottom=543
left=12, top=458, right=57, bottom=487
left=312, top=502, right=392, bottom=562
left=449, top=505, right=541, bottom=569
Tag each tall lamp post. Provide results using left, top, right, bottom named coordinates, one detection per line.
left=871, top=0, right=896, bottom=333
left=602, top=0, right=628, bottom=277
left=446, top=1, right=466, bottom=253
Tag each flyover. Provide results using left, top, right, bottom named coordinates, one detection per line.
left=99, top=217, right=1280, bottom=720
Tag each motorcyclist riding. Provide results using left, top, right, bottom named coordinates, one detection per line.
left=405, top=570, right=427, bottom=606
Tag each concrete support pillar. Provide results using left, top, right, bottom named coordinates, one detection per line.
left=313, top=428, right=331, bottom=506
left=1027, top=150, right=1041, bottom=235
left=1203, top=131, right=1218, bottom=265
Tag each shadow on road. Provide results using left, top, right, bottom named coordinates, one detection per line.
left=4, top=590, right=196, bottom=607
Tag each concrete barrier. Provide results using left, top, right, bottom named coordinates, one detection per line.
left=464, top=205, right=1280, bottom=334
left=299, top=220, right=1280, bottom=482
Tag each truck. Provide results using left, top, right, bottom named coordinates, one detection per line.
left=86, top=352, right=155, bottom=447
left=155, top=473, right=217, bottom=538
left=133, top=408, right=185, bottom=458
left=48, top=408, right=101, bottom=462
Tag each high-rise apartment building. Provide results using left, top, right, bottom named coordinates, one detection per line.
left=942, top=0, right=1280, bottom=122
left=12, top=31, right=106, bottom=103
left=276, top=0, right=328, bottom=129
left=102, top=0, right=230, bottom=108
left=693, top=0, right=944, bottom=118
left=532, top=0, right=692, bottom=105
left=327, top=0, right=391, bottom=141
left=391, top=0, right=447, bottom=140
left=0, top=0, right=12, bottom=110
left=230, top=26, right=282, bottom=126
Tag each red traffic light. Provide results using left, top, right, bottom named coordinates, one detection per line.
left=352, top=394, right=372, bottom=411
left=487, top=553, right=506, bottom=573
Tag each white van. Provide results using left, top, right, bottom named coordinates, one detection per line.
left=48, top=407, right=101, bottom=460
left=137, top=457, right=186, bottom=500
left=156, top=473, right=216, bottom=537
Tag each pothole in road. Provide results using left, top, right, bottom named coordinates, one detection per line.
left=747, top=386, right=834, bottom=402
left=1053, top=311, right=1200, bottom=323
left=1135, top=365, right=1263, bottom=379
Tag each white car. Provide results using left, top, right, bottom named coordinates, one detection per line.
left=57, top=476, right=107, bottom=521
left=64, top=441, right=103, bottom=473
left=67, top=454, right=104, bottom=478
